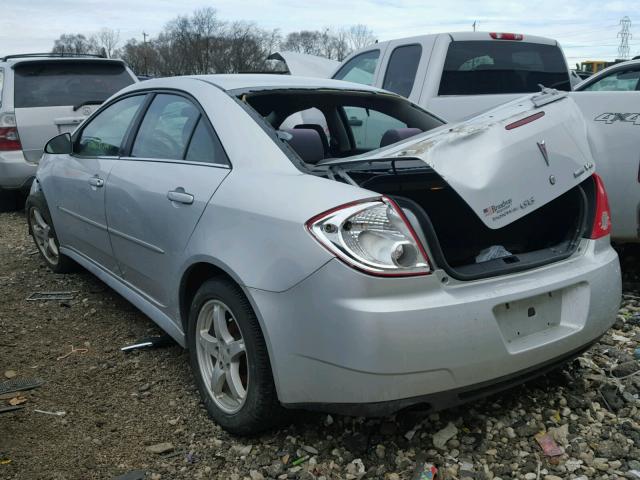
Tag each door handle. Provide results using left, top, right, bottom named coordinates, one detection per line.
left=167, top=188, right=194, bottom=205
left=88, top=176, right=104, bottom=188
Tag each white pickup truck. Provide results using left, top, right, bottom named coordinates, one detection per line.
left=277, top=31, right=640, bottom=242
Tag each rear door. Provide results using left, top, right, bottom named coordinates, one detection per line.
left=106, top=92, right=230, bottom=307
left=13, top=60, right=136, bottom=162
left=568, top=90, right=640, bottom=240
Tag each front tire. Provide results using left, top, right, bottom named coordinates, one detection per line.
left=25, top=193, right=75, bottom=273
left=187, top=278, right=283, bottom=435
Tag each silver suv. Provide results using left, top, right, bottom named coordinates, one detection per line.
left=0, top=53, right=137, bottom=209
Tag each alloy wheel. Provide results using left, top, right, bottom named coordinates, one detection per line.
left=195, top=299, right=249, bottom=414
left=29, top=206, right=59, bottom=266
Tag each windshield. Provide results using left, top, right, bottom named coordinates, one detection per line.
left=440, top=41, right=571, bottom=94
left=14, top=61, right=134, bottom=108
left=240, top=88, right=444, bottom=164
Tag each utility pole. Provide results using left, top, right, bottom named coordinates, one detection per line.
left=142, top=31, right=149, bottom=76
left=617, top=16, right=632, bottom=60
left=472, top=21, right=477, bottom=32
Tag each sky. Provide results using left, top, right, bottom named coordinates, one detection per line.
left=1, top=0, right=639, bottom=66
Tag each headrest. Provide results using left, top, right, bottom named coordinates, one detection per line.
left=294, top=124, right=330, bottom=155
left=380, top=128, right=423, bottom=148
left=281, top=128, right=324, bottom=164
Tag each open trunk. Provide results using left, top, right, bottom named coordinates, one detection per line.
left=344, top=161, right=593, bottom=279
left=319, top=89, right=600, bottom=279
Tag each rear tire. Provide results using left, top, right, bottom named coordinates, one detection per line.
left=25, top=193, right=75, bottom=274
left=187, top=277, right=283, bottom=435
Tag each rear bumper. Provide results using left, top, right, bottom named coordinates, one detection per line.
left=0, top=150, right=37, bottom=190
left=249, top=238, right=621, bottom=410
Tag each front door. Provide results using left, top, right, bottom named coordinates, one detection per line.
left=44, top=94, right=147, bottom=273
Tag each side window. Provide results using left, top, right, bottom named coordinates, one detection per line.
left=132, top=94, right=200, bottom=160
left=583, top=69, right=640, bottom=91
left=333, top=50, right=380, bottom=86
left=382, top=44, right=422, bottom=97
left=76, top=95, right=145, bottom=157
left=185, top=118, right=228, bottom=165
left=343, top=106, right=406, bottom=150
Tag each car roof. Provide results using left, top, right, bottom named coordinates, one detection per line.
left=123, top=74, right=392, bottom=95
left=575, top=59, right=640, bottom=90
left=0, top=55, right=125, bottom=67
left=366, top=31, right=558, bottom=47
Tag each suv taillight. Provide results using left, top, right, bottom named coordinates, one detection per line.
left=306, top=196, right=432, bottom=277
left=0, top=112, right=21, bottom=151
left=589, top=173, right=612, bottom=239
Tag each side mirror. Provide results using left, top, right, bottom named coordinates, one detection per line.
left=44, top=133, right=72, bottom=155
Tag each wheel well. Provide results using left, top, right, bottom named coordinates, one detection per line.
left=179, top=262, right=237, bottom=333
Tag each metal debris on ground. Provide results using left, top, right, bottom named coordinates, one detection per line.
left=56, top=345, right=89, bottom=360
left=33, top=409, right=66, bottom=416
left=413, top=462, right=438, bottom=480
left=26, top=291, right=78, bottom=301
left=534, top=431, right=564, bottom=456
left=0, top=405, right=25, bottom=414
left=0, top=378, right=45, bottom=396
left=120, top=335, right=174, bottom=352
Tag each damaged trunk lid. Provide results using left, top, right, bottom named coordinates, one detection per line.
left=326, top=89, right=596, bottom=230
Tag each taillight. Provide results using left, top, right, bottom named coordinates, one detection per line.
left=589, top=173, right=612, bottom=239
left=0, top=112, right=21, bottom=151
left=306, top=196, right=431, bottom=277
left=490, top=32, right=524, bottom=41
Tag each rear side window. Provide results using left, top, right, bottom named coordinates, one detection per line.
left=333, top=50, right=380, bottom=86
left=383, top=44, right=422, bottom=97
left=76, top=95, right=146, bottom=157
left=439, top=41, right=571, bottom=95
left=132, top=94, right=200, bottom=160
left=185, top=118, right=228, bottom=165
left=13, top=61, right=134, bottom=108
left=583, top=69, right=640, bottom=91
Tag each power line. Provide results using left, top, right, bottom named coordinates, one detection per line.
left=618, top=16, right=632, bottom=59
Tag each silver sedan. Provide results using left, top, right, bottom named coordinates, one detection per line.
left=27, top=75, right=621, bottom=434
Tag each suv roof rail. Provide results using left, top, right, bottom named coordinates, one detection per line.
left=1, top=52, right=106, bottom=61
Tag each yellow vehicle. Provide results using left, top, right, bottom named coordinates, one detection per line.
left=580, top=61, right=609, bottom=74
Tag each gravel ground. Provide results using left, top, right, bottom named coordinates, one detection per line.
left=1, top=209, right=640, bottom=480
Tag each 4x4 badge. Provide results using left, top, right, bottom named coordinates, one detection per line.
left=537, top=140, right=550, bottom=166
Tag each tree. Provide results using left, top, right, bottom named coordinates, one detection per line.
left=52, top=9, right=375, bottom=75
left=52, top=34, right=99, bottom=55
left=347, top=24, right=376, bottom=51
left=95, top=28, right=120, bottom=58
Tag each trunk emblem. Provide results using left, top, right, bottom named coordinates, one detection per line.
left=537, top=140, right=550, bottom=166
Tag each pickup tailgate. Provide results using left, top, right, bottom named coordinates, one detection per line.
left=328, top=90, right=596, bottom=229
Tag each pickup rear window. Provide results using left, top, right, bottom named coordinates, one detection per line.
left=14, top=61, right=134, bottom=108
left=439, top=41, right=570, bottom=95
